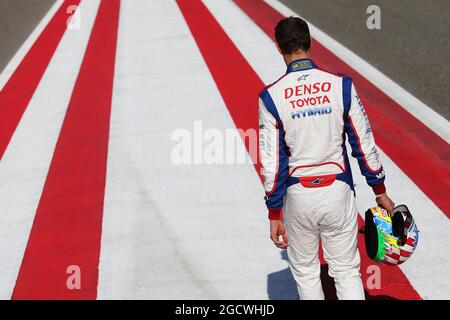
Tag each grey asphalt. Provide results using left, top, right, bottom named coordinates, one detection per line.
left=0, top=0, right=448, bottom=120
left=280, top=0, right=450, bottom=120
left=0, top=0, right=55, bottom=74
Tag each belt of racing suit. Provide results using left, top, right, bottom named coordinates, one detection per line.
left=287, top=172, right=351, bottom=189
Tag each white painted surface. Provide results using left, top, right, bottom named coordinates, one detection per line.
left=0, top=0, right=100, bottom=299
left=0, top=0, right=445, bottom=300
left=98, top=0, right=287, bottom=300
left=206, top=0, right=450, bottom=299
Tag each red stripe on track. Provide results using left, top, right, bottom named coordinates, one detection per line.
left=12, top=0, right=120, bottom=300
left=356, top=220, right=420, bottom=300
left=177, top=0, right=262, bottom=171
left=178, top=0, right=421, bottom=300
left=0, top=0, right=80, bottom=160
left=234, top=0, right=450, bottom=217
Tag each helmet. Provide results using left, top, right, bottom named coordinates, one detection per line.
left=364, top=205, right=419, bottom=266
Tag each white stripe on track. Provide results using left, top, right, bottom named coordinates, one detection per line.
left=0, top=0, right=100, bottom=299
left=264, top=0, right=450, bottom=143
left=98, top=0, right=289, bottom=299
left=205, top=0, right=450, bottom=299
left=0, top=0, right=64, bottom=91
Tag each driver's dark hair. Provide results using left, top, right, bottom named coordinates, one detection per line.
left=275, top=16, right=311, bottom=55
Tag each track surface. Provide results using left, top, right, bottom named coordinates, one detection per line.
left=0, top=0, right=448, bottom=300
left=1, top=0, right=448, bottom=119
left=0, top=0, right=55, bottom=74
left=279, top=0, right=450, bottom=119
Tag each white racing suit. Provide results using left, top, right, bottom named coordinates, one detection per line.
left=259, top=58, right=386, bottom=300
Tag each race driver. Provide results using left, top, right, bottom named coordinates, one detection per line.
left=258, top=17, right=395, bottom=300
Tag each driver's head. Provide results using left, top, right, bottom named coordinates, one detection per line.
left=275, top=16, right=311, bottom=55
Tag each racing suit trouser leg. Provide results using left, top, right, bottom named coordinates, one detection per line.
left=284, top=184, right=324, bottom=300
left=319, top=183, right=365, bottom=300
left=283, top=180, right=365, bottom=300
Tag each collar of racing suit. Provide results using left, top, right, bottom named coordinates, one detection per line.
left=286, top=58, right=318, bottom=73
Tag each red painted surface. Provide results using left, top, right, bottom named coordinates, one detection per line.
left=178, top=0, right=421, bottom=300
left=12, top=0, right=120, bottom=299
left=0, top=0, right=81, bottom=160
left=234, top=0, right=450, bottom=218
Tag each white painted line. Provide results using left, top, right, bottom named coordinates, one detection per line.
left=264, top=0, right=450, bottom=143
left=206, top=0, right=449, bottom=299
left=203, top=0, right=285, bottom=84
left=0, top=0, right=100, bottom=299
left=204, top=0, right=286, bottom=85
left=98, top=0, right=287, bottom=299
left=0, top=0, right=64, bottom=91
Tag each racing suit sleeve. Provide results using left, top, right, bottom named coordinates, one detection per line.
left=343, top=78, right=386, bottom=195
left=258, top=90, right=289, bottom=220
